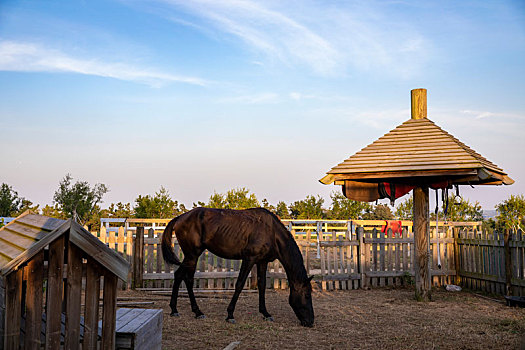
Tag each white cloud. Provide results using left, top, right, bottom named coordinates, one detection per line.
left=0, top=40, right=210, bottom=87
left=460, top=109, right=522, bottom=120
left=147, top=0, right=431, bottom=78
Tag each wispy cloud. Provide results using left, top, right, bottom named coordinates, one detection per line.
left=0, top=40, right=210, bottom=87
left=460, top=109, right=523, bottom=120
left=145, top=0, right=430, bottom=77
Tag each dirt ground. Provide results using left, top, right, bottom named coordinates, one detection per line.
left=118, top=286, right=525, bottom=350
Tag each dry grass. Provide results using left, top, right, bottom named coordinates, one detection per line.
left=119, top=287, right=525, bottom=350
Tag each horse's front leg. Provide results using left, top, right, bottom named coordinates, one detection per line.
left=226, top=259, right=255, bottom=323
left=257, top=262, right=273, bottom=321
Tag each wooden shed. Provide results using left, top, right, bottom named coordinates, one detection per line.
left=0, top=211, right=129, bottom=349
left=320, top=89, right=513, bottom=300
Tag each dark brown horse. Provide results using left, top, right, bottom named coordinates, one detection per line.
left=161, top=207, right=314, bottom=327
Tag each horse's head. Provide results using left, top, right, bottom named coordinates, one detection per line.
left=289, top=276, right=314, bottom=327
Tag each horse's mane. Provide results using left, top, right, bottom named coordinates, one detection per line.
left=266, top=211, right=308, bottom=284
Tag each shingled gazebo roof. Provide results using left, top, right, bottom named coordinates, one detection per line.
left=320, top=104, right=513, bottom=186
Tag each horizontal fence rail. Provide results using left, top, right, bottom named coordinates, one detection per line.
left=92, top=218, right=525, bottom=297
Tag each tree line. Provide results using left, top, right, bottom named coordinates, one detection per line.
left=1, top=175, right=524, bottom=232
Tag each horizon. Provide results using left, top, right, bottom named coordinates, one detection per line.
left=1, top=1, right=524, bottom=212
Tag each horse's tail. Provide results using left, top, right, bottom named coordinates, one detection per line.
left=161, top=216, right=182, bottom=266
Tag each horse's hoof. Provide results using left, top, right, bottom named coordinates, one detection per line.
left=195, top=314, right=206, bottom=319
left=170, top=312, right=180, bottom=317
left=226, top=318, right=236, bottom=324
left=264, top=316, right=274, bottom=322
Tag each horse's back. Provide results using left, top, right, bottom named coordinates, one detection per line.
left=174, top=207, right=280, bottom=260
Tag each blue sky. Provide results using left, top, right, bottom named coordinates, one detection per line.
left=1, top=0, right=524, bottom=211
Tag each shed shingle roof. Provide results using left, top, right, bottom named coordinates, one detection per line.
left=0, top=212, right=129, bottom=280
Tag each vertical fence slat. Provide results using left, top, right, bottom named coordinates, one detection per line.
left=133, top=227, right=144, bottom=289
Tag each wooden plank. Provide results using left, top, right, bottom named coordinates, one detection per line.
left=147, top=229, right=154, bottom=286
left=0, top=238, right=25, bottom=260
left=68, top=221, right=129, bottom=282
left=117, top=226, right=125, bottom=255
left=24, top=251, right=44, bottom=350
left=208, top=252, right=215, bottom=289
left=127, top=309, right=163, bottom=350
left=4, top=268, right=23, bottom=349
left=133, top=227, right=145, bottom=289
left=115, top=308, right=147, bottom=332
left=109, top=228, right=116, bottom=250
left=64, top=242, right=83, bottom=350
left=15, top=214, right=64, bottom=232
left=358, top=227, right=367, bottom=289
left=101, top=273, right=118, bottom=350
left=504, top=229, right=512, bottom=295
left=156, top=237, right=163, bottom=289
left=84, top=258, right=101, bottom=350
left=384, top=228, right=391, bottom=284
left=45, top=236, right=65, bottom=350
left=2, top=223, right=44, bottom=240
left=332, top=231, right=338, bottom=289
left=199, top=252, right=206, bottom=289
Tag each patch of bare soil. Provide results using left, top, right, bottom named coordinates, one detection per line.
left=118, top=287, right=525, bottom=350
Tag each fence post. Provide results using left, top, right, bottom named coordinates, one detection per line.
left=453, top=227, right=461, bottom=286
left=504, top=229, right=512, bottom=296
left=358, top=227, right=367, bottom=289
left=132, top=227, right=144, bottom=289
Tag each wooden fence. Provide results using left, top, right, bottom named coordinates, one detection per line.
left=456, top=229, right=525, bottom=296
left=92, top=218, right=525, bottom=296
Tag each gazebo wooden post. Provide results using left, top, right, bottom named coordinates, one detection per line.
left=411, top=89, right=432, bottom=301
left=413, top=186, right=431, bottom=301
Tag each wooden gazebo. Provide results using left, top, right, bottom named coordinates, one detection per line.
left=320, top=88, right=513, bottom=300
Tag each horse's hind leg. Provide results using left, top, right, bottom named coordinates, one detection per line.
left=182, top=256, right=205, bottom=318
left=226, top=259, right=255, bottom=323
left=257, top=262, right=273, bottom=321
left=169, top=265, right=185, bottom=316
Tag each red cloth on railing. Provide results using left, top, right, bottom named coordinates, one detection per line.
left=381, top=220, right=403, bottom=237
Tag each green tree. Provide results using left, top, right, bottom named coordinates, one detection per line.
left=104, top=202, right=133, bottom=218
left=41, top=204, right=66, bottom=219
left=206, top=192, right=227, bottom=209
left=496, top=194, right=525, bottom=231
left=275, top=201, right=290, bottom=219
left=261, top=198, right=276, bottom=213
left=205, top=188, right=260, bottom=210
left=445, top=197, right=483, bottom=222
left=289, top=195, right=325, bottom=219
left=395, top=198, right=413, bottom=220
left=14, top=199, right=39, bottom=216
left=328, top=191, right=371, bottom=220
left=0, top=183, right=23, bottom=217
left=53, top=174, right=108, bottom=224
left=134, top=187, right=186, bottom=218
left=224, top=188, right=260, bottom=209
left=363, top=203, right=394, bottom=220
